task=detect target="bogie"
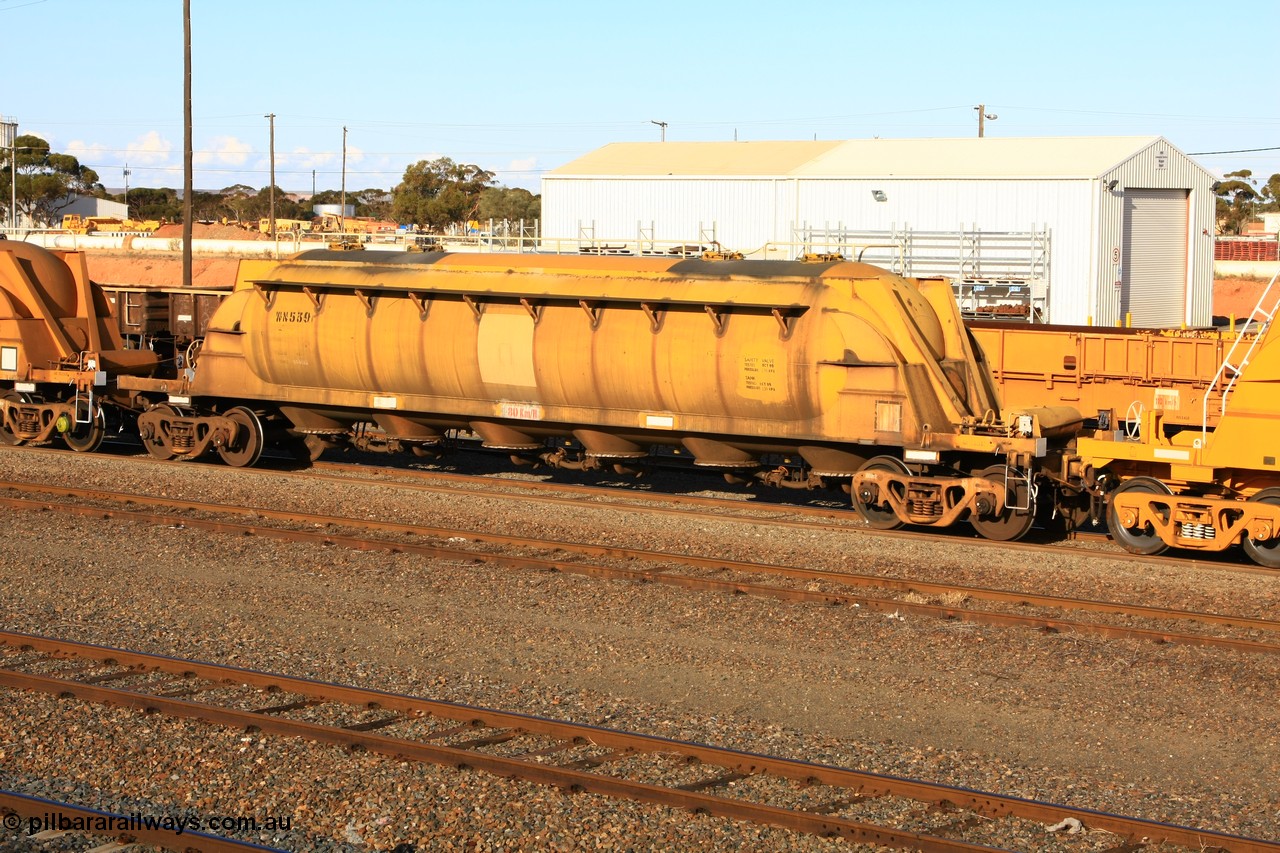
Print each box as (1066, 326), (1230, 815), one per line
(1106, 477), (1174, 556)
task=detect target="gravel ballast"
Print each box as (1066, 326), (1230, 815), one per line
(0, 447), (1277, 850)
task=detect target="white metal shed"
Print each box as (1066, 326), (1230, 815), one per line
(542, 137), (1215, 327)
(58, 195), (128, 222)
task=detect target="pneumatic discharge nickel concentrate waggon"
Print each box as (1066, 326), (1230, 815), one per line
(1, 240), (1277, 566)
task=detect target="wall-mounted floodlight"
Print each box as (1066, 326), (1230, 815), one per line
(974, 104), (997, 137)
(1105, 179), (1119, 191)
(871, 190), (887, 202)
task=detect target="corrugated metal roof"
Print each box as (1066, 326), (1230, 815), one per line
(549, 136), (1168, 179)
(546, 141), (843, 176)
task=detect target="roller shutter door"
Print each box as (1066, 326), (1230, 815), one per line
(1121, 189), (1188, 327)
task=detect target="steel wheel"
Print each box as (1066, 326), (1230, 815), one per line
(853, 455), (909, 529)
(1242, 488), (1280, 569)
(0, 392), (31, 446)
(61, 400), (106, 453)
(217, 406), (265, 468)
(970, 465), (1036, 542)
(139, 402), (183, 460)
(1107, 476), (1173, 556)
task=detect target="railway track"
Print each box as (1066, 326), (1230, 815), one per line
(312, 457), (1253, 565)
(2, 469), (1279, 656)
(8, 443), (1265, 574)
(0, 789), (284, 852)
(4, 442), (1259, 573)
(316, 457), (1272, 572)
(0, 630), (1274, 853)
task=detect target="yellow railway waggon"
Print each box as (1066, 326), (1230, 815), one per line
(972, 278), (1280, 567)
(110, 248), (1071, 542)
(3, 239), (1278, 565)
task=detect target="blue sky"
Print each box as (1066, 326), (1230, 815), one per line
(2, 0), (1277, 195)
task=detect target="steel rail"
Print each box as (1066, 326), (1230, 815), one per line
(309, 457), (1266, 570)
(3, 491), (1278, 656)
(0, 789), (285, 852)
(0, 631), (1274, 852)
(0, 478), (1254, 629)
(2, 481), (1278, 652)
(2, 445), (1258, 577)
(281, 457), (1258, 572)
(312, 459), (859, 518)
(321, 461), (1135, 567)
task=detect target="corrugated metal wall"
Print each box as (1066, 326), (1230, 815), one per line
(59, 196), (129, 219)
(542, 139), (1215, 328)
(1094, 139), (1215, 327)
(542, 177), (782, 251)
(791, 179), (1092, 323)
(544, 176), (1098, 323)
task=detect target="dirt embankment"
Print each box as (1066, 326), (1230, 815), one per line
(82, 223), (271, 288)
(84, 254), (240, 289)
(151, 223), (268, 241)
(1213, 276), (1272, 318)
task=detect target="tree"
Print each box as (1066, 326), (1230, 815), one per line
(189, 190), (225, 223)
(354, 188), (393, 221)
(392, 157), (495, 230)
(0, 134), (103, 226)
(247, 185), (305, 223)
(475, 187), (541, 224)
(1214, 170), (1261, 235)
(309, 189), (345, 208)
(217, 184), (257, 224)
(113, 186), (182, 222)
(1259, 173), (1280, 213)
(308, 187), (391, 220)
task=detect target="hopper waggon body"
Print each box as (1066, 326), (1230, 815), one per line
(3, 240), (1278, 564)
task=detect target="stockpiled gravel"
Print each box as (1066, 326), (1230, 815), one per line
(0, 448), (1278, 851)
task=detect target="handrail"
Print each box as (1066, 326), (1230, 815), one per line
(1201, 270), (1280, 448)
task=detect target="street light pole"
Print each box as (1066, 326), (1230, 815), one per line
(649, 120), (667, 142)
(182, 0), (193, 288)
(340, 126), (348, 233)
(123, 163), (131, 218)
(265, 113), (275, 238)
(974, 104), (998, 138)
(1, 116), (17, 229)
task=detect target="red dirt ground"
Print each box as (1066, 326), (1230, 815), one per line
(84, 254), (241, 289)
(151, 223), (269, 241)
(1212, 276), (1271, 319)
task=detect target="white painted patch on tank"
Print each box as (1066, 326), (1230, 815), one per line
(500, 402), (544, 420)
(1153, 388), (1180, 410)
(477, 311), (537, 388)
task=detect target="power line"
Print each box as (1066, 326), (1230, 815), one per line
(1188, 145), (1280, 155)
(85, 164), (547, 176)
